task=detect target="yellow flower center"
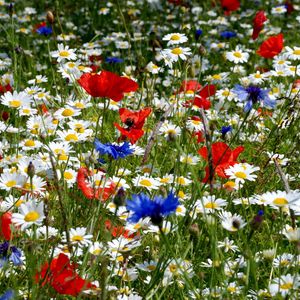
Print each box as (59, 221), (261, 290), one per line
(167, 129), (176, 135)
(160, 177), (170, 183)
(204, 202), (217, 209)
(273, 197), (288, 205)
(92, 249), (102, 255)
(59, 50), (70, 57)
(227, 286), (236, 293)
(139, 179), (152, 187)
(75, 102), (85, 109)
(222, 90), (230, 96)
(169, 264), (177, 273)
(72, 235), (83, 242)
(171, 34), (180, 41)
(64, 171), (73, 180)
(24, 211), (40, 222)
(62, 108), (74, 117)
(147, 265), (156, 271)
(67, 62), (76, 68)
(293, 50), (300, 55)
(6, 180), (16, 188)
(280, 283), (293, 290)
(9, 100), (21, 108)
(65, 134), (78, 141)
(212, 74), (221, 80)
(22, 108), (30, 114)
(171, 47), (183, 55)
(234, 171), (247, 179)
(23, 182), (36, 190)
(177, 177), (186, 185)
(24, 140), (35, 147)
(233, 52), (242, 58)
(142, 167), (151, 173)
(224, 181), (236, 189)
(254, 73), (262, 78)
(178, 190), (185, 199)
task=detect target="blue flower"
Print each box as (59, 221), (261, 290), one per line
(195, 29), (203, 39)
(9, 247), (22, 266)
(36, 26), (52, 36)
(220, 30), (237, 39)
(220, 125), (232, 135)
(94, 139), (133, 160)
(0, 290), (14, 300)
(0, 242), (23, 266)
(105, 57), (124, 63)
(126, 192), (179, 225)
(232, 85), (275, 112)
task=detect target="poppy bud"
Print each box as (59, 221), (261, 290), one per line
(198, 44), (206, 56)
(47, 11), (55, 24)
(113, 188), (125, 207)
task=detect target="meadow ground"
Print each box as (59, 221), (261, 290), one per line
(0, 0), (300, 299)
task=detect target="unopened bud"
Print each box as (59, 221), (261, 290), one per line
(189, 223), (200, 237)
(27, 161), (35, 178)
(47, 11), (55, 24)
(198, 44), (206, 56)
(113, 188), (125, 207)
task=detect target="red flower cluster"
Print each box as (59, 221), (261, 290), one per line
(257, 33), (284, 58)
(252, 11), (267, 40)
(221, 0), (240, 15)
(36, 253), (94, 296)
(114, 107), (152, 144)
(198, 142), (244, 183)
(0, 83), (12, 94)
(181, 80), (216, 110)
(77, 167), (115, 201)
(78, 71), (138, 101)
(0, 212), (13, 240)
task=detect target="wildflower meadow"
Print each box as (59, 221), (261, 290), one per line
(1, 0), (300, 298)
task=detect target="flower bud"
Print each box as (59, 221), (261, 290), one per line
(47, 11), (55, 24)
(27, 161), (35, 178)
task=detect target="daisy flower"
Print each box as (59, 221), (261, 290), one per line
(161, 47), (191, 63)
(132, 176), (161, 191)
(226, 47), (249, 64)
(219, 211), (246, 232)
(1, 91), (32, 109)
(180, 154), (200, 165)
(12, 200), (45, 230)
(217, 237), (239, 253)
(162, 33), (188, 46)
(260, 190), (300, 212)
(271, 5), (287, 15)
(225, 163), (260, 184)
(0, 172), (26, 191)
(22, 175), (46, 194)
(64, 227), (93, 247)
(54, 106), (81, 120)
(284, 46), (300, 61)
(269, 274), (299, 297)
(50, 43), (77, 62)
(146, 61), (162, 74)
(159, 121), (181, 140)
(194, 195), (227, 214)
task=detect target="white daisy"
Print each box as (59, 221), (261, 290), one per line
(12, 200), (45, 230)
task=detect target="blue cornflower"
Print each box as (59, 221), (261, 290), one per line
(220, 125), (232, 135)
(94, 139), (133, 160)
(195, 29), (203, 39)
(105, 57), (124, 63)
(220, 30), (237, 39)
(232, 84), (275, 112)
(126, 192), (179, 225)
(36, 26), (52, 36)
(0, 242), (23, 267)
(0, 290), (15, 300)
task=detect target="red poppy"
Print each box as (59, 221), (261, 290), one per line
(198, 142), (244, 183)
(178, 80), (202, 94)
(0, 83), (12, 94)
(114, 123), (144, 144)
(77, 167), (115, 201)
(252, 11), (267, 40)
(192, 84), (216, 110)
(114, 107), (152, 144)
(78, 71), (139, 101)
(221, 0), (240, 15)
(257, 33), (284, 58)
(119, 107), (152, 129)
(36, 253), (94, 296)
(0, 212), (13, 240)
